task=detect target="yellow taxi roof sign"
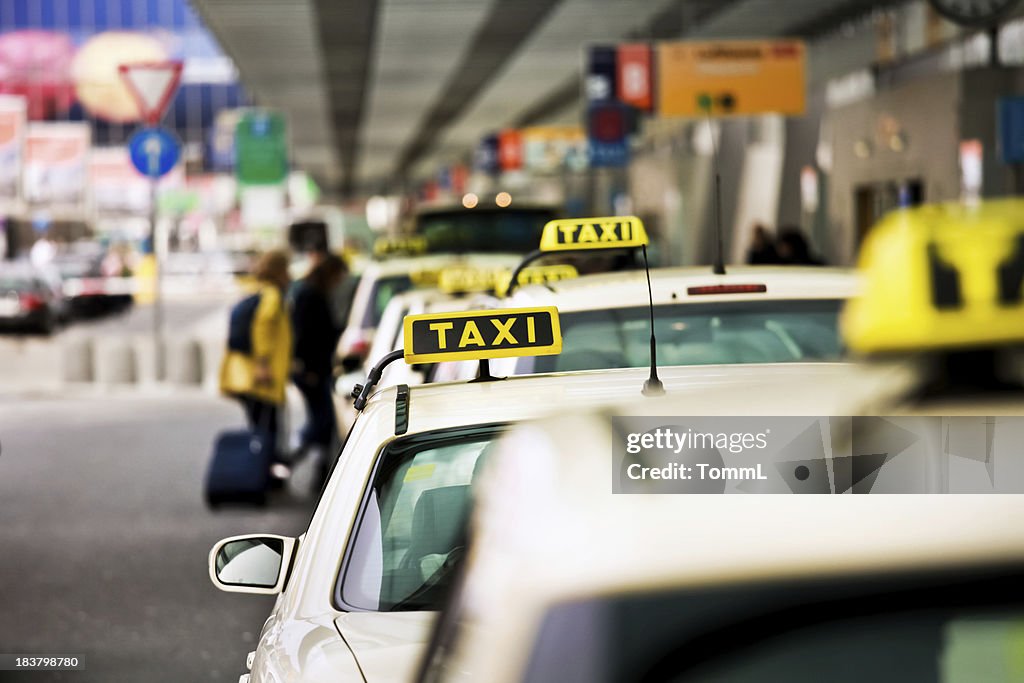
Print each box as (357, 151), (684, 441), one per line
(437, 266), (507, 294)
(494, 264), (578, 297)
(842, 198), (1024, 355)
(410, 267), (441, 286)
(539, 216), (648, 252)
(403, 307), (561, 364)
(373, 236), (427, 257)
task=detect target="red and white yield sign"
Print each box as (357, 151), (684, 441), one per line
(117, 61), (183, 126)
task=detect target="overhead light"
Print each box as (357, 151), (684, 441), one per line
(495, 192), (512, 208)
(462, 193), (479, 209)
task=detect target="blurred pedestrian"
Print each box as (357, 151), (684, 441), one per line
(746, 223), (779, 265)
(30, 234), (56, 268)
(219, 249), (294, 485)
(288, 253), (348, 492)
(776, 227), (825, 266)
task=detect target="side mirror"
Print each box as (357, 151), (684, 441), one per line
(208, 534), (298, 595)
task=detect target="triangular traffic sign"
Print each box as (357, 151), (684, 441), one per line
(118, 61), (183, 125)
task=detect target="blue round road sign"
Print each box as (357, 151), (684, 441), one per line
(128, 127), (181, 178)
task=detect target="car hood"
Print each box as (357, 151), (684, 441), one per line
(334, 611), (435, 682)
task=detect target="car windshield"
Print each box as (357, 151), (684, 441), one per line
(338, 426), (501, 612)
(517, 300), (843, 373)
(414, 208), (556, 254)
(362, 274), (414, 328)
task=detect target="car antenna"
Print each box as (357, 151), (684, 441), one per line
(705, 108), (726, 275)
(641, 242), (664, 396)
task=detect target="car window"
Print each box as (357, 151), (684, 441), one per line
(414, 208), (555, 254)
(516, 300), (843, 373)
(512, 564), (1024, 683)
(362, 274), (414, 329)
(338, 426), (502, 612)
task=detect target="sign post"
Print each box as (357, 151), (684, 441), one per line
(119, 61), (182, 380)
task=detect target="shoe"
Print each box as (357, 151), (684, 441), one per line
(269, 463), (292, 490)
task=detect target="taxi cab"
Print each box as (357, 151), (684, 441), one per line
(334, 242), (520, 365)
(208, 300), (892, 683)
(430, 216), (858, 380)
(332, 284), (494, 440)
(412, 198), (1024, 682)
(416, 417), (1024, 682)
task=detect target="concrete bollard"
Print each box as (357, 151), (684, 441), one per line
(61, 336), (94, 383)
(93, 338), (137, 385)
(132, 336), (161, 387)
(199, 337), (224, 394)
(166, 338), (203, 386)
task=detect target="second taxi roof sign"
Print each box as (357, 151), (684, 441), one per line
(403, 307), (562, 364)
(539, 215), (648, 251)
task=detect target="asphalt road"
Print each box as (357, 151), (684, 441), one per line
(0, 392), (316, 682)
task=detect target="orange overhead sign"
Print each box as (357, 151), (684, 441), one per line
(657, 40), (806, 117)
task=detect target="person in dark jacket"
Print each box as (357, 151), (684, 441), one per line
(289, 253), (348, 491)
(777, 227), (825, 266)
(746, 223), (779, 264)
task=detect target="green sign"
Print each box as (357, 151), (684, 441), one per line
(235, 111), (288, 185)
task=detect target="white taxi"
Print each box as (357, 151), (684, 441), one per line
(209, 302), (899, 683)
(417, 409), (1024, 682)
(335, 253), (519, 365)
(431, 216), (858, 380)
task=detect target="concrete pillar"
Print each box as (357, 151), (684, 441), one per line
(166, 338), (203, 386)
(93, 338), (137, 385)
(61, 336), (94, 383)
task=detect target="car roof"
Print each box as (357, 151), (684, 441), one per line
(509, 265), (858, 311)
(471, 413), (1024, 604)
(359, 360), (909, 439)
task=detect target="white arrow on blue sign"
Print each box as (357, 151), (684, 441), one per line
(128, 127), (182, 179)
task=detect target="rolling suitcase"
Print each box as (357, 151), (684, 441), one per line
(204, 428), (272, 507)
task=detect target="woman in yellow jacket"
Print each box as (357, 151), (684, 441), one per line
(220, 249), (293, 481)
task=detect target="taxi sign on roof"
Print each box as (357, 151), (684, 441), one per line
(539, 216), (648, 251)
(403, 307), (561, 364)
(495, 264), (578, 296)
(438, 266), (508, 294)
(842, 198), (1024, 354)
(374, 236), (427, 257)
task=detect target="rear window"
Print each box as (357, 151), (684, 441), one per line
(414, 208), (556, 255)
(362, 274), (414, 328)
(516, 564), (1024, 683)
(517, 300), (843, 373)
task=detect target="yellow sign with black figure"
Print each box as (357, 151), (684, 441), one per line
(539, 216), (648, 251)
(403, 307), (562, 364)
(373, 236), (428, 257)
(494, 264), (579, 296)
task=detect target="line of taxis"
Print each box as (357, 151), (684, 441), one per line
(209, 201), (1024, 683)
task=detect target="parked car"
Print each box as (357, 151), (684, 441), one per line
(0, 262), (64, 334)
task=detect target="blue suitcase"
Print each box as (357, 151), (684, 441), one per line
(204, 429), (272, 507)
